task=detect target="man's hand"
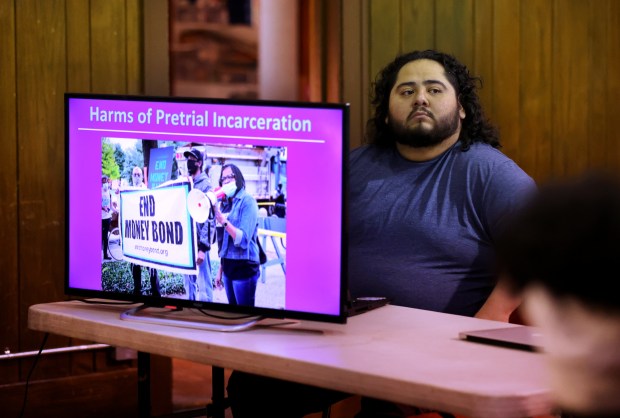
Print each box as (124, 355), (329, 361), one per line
(196, 250), (205, 265)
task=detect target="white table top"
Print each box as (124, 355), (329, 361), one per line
(28, 301), (553, 418)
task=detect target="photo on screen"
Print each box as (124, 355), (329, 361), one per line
(100, 137), (287, 310)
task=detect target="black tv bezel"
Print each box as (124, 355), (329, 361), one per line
(64, 92), (349, 325)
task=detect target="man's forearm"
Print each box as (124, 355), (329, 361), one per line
(475, 278), (521, 322)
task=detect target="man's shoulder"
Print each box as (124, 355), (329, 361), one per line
(459, 141), (506, 157)
(453, 142), (534, 186)
(454, 142), (519, 167)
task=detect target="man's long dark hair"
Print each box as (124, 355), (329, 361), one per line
(365, 49), (500, 150)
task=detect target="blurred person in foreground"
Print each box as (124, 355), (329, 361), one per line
(496, 170), (620, 418)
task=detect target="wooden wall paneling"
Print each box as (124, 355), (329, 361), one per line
(0, 369), (138, 418)
(0, 0), (20, 386)
(126, 0), (143, 94)
(16, 0), (67, 353)
(314, 0), (330, 103)
(20, 349), (71, 381)
(586, 0), (609, 170)
(66, 0), (91, 92)
(299, 0), (341, 104)
(299, 0), (311, 101)
(325, 0), (341, 103)
(92, 348), (115, 373)
(91, 0), (127, 93)
(435, 0), (474, 66)
(552, 0), (590, 177)
(518, 0), (552, 183)
(400, 0), (435, 52)
(70, 350), (97, 375)
(491, 0), (520, 161)
(472, 0), (494, 122)
(368, 0), (400, 86)
(64, 0), (90, 361)
(143, 0), (169, 96)
(606, 0), (620, 169)
(303, 0), (324, 102)
(342, 0), (368, 149)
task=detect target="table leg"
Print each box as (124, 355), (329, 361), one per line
(138, 351), (151, 418)
(137, 353), (225, 418)
(208, 366), (226, 418)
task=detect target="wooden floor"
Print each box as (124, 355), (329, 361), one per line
(172, 358), (361, 418)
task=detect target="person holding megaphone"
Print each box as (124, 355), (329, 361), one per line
(183, 148), (216, 302)
(212, 164), (261, 307)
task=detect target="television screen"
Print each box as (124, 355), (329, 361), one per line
(65, 93), (349, 325)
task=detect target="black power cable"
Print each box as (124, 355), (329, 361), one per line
(18, 332), (49, 418)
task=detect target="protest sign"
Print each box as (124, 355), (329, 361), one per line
(119, 179), (197, 274)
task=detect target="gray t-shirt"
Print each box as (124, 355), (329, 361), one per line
(348, 141), (536, 316)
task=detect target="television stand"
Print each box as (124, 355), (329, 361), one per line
(120, 304), (263, 332)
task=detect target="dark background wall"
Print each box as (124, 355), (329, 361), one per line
(343, 0), (620, 184)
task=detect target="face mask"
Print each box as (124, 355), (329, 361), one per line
(187, 159), (198, 174)
(222, 181), (237, 198)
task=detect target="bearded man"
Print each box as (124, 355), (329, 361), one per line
(227, 49), (537, 418)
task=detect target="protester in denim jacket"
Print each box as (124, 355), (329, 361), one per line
(213, 164), (260, 306)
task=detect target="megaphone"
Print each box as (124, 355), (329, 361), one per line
(206, 186), (227, 203)
(187, 188), (213, 223)
(187, 186), (229, 222)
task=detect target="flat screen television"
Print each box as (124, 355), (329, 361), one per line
(65, 93), (349, 329)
